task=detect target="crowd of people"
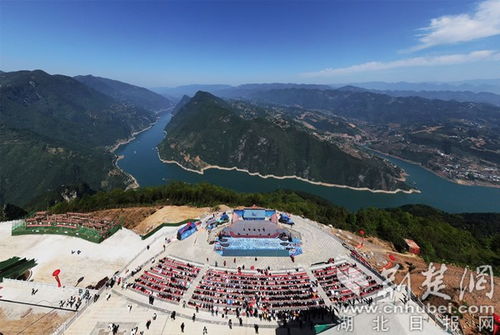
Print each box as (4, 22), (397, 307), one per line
(312, 261), (382, 303)
(188, 268), (324, 317)
(122, 250), (384, 334)
(58, 289), (93, 310)
(131, 257), (201, 303)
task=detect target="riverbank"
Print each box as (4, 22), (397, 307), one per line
(112, 111), (500, 213)
(368, 148), (500, 189)
(108, 120), (159, 189)
(115, 155), (140, 189)
(156, 151), (421, 194)
(109, 121), (157, 153)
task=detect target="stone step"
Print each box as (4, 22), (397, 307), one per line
(182, 263), (209, 304)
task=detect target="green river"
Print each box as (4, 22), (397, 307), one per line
(116, 113), (500, 213)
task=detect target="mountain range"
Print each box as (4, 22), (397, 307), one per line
(0, 70), (171, 207)
(156, 80), (500, 106)
(158, 91), (411, 192)
(2, 69), (499, 207)
(162, 85), (500, 187)
(75, 75), (172, 112)
(239, 87), (500, 125)
(373, 89), (500, 107)
(345, 79), (500, 94)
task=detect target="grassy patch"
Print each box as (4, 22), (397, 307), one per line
(11, 223), (122, 243)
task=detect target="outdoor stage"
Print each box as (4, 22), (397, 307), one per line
(167, 213), (350, 269)
(212, 208), (303, 257)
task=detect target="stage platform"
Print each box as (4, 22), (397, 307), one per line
(214, 236), (302, 257)
(219, 248), (290, 257)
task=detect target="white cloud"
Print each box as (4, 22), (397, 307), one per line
(408, 0), (500, 52)
(302, 50), (500, 77)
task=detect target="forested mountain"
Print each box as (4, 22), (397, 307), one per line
(172, 95), (191, 114)
(74, 75), (172, 112)
(0, 70), (156, 207)
(158, 91), (411, 191)
(238, 86), (500, 186)
(171, 84), (500, 125)
(1, 70), (155, 146)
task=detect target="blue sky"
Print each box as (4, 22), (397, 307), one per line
(1, 0), (499, 87)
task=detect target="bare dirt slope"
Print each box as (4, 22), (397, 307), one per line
(91, 205), (231, 235)
(0, 306), (71, 335)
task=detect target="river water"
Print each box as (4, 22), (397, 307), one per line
(116, 113), (500, 213)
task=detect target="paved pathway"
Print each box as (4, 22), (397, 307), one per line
(182, 263), (209, 303)
(0, 278), (95, 312)
(65, 285), (280, 335)
(304, 267), (332, 308)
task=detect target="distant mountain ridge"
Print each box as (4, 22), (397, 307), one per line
(158, 81), (500, 106)
(158, 91), (411, 192)
(155, 83), (332, 99)
(346, 79), (500, 94)
(151, 84), (233, 98)
(75, 75), (172, 112)
(242, 87), (500, 125)
(372, 89), (500, 107)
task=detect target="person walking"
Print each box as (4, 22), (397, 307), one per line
(180, 322), (185, 333)
(203, 326), (208, 334)
(145, 320), (151, 330)
(254, 324), (259, 334)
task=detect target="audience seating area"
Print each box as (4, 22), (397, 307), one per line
(312, 262), (382, 303)
(129, 255), (384, 314)
(189, 269), (324, 315)
(132, 257), (201, 304)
